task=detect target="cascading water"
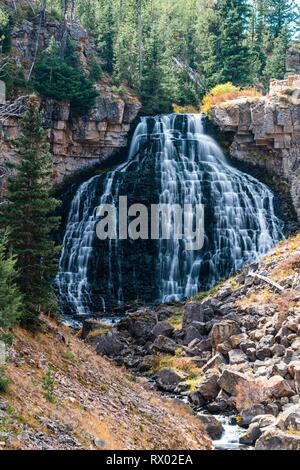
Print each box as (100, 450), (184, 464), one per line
(57, 114), (284, 317)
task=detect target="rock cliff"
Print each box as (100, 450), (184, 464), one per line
(211, 76), (300, 223)
(0, 14), (141, 188)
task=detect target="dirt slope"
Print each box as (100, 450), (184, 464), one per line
(0, 318), (211, 451)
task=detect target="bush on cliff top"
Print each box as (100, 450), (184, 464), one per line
(201, 82), (261, 115)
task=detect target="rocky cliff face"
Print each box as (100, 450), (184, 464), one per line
(211, 76), (300, 223)
(0, 14), (141, 188)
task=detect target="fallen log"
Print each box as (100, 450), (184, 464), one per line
(248, 271), (284, 292)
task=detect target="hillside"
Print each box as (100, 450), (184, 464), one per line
(83, 233), (300, 450)
(0, 317), (211, 450)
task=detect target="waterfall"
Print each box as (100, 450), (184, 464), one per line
(57, 114), (283, 317)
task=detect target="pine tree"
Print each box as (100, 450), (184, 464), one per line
(0, 232), (23, 329)
(264, 27), (289, 81)
(217, 0), (253, 87)
(267, 0), (298, 37)
(32, 38), (98, 116)
(0, 96), (61, 329)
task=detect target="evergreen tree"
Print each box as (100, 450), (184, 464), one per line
(217, 0), (253, 86)
(0, 96), (61, 329)
(264, 27), (289, 80)
(267, 0), (298, 37)
(32, 38), (98, 116)
(0, 232), (23, 329)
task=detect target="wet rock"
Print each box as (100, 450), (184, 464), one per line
(239, 423), (262, 445)
(197, 414), (224, 440)
(218, 368), (248, 396)
(150, 335), (178, 354)
(156, 368), (188, 392)
(209, 320), (240, 349)
(149, 321), (174, 340)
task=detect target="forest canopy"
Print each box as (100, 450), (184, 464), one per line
(0, 0), (299, 114)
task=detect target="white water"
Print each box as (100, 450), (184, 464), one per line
(57, 114), (283, 317)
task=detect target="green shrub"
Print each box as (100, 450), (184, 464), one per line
(42, 365), (55, 403)
(0, 233), (23, 329)
(90, 58), (103, 82)
(0, 367), (10, 394)
(0, 333), (14, 347)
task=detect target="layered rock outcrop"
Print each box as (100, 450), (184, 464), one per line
(0, 14), (141, 187)
(211, 76), (300, 222)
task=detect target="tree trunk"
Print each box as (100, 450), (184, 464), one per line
(137, 0), (143, 91)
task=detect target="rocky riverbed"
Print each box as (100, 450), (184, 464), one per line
(81, 233), (300, 450)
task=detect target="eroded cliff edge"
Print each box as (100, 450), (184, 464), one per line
(211, 77), (300, 224)
(0, 14), (141, 189)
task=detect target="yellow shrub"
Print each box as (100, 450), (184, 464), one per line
(173, 104), (200, 114)
(201, 82), (260, 115)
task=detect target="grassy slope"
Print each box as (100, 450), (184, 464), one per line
(0, 318), (211, 451)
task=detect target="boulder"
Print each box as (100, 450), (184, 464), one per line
(150, 335), (178, 354)
(188, 391), (205, 407)
(256, 347), (272, 361)
(251, 414), (276, 429)
(255, 427), (300, 450)
(276, 405), (300, 433)
(209, 320), (240, 349)
(239, 405), (268, 427)
(197, 370), (220, 401)
(201, 353), (227, 373)
(218, 368), (248, 396)
(81, 319), (104, 340)
(149, 321), (174, 340)
(156, 368), (187, 392)
(267, 375), (294, 398)
(239, 423), (262, 445)
(228, 349), (248, 365)
(183, 325), (203, 345)
(197, 414), (224, 440)
(183, 302), (206, 326)
(96, 330), (126, 357)
(124, 310), (157, 340)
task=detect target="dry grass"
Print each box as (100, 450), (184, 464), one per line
(148, 354), (202, 391)
(1, 317), (211, 450)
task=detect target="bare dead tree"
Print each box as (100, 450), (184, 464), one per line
(0, 96), (27, 124)
(70, 0), (75, 22)
(27, 9), (43, 81)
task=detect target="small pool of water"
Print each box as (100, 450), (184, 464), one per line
(212, 416), (252, 451)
